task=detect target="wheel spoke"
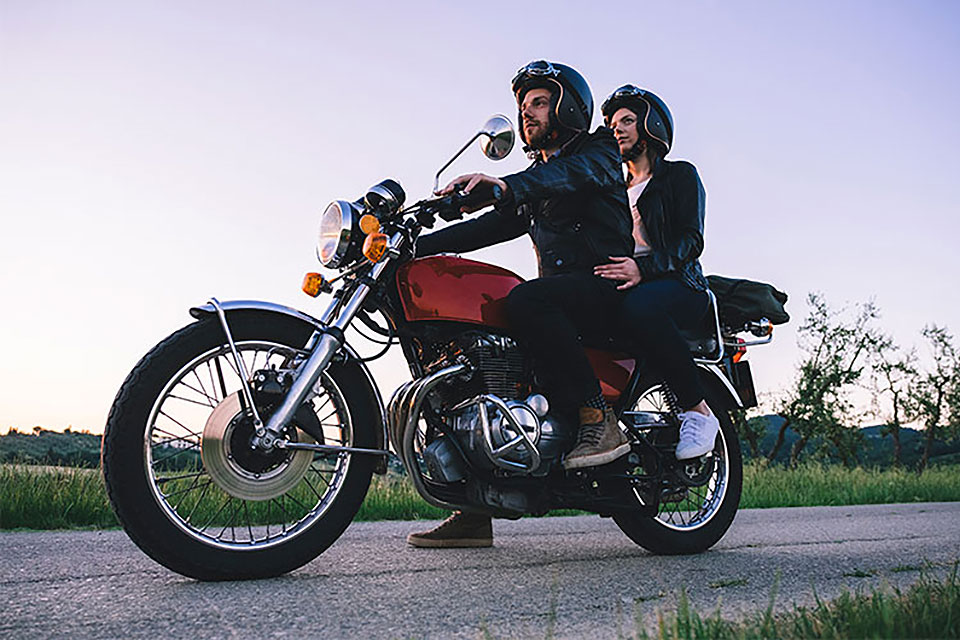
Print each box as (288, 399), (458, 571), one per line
(152, 425), (202, 448)
(186, 372), (218, 408)
(156, 410), (202, 441)
(170, 479), (213, 507)
(156, 470), (206, 484)
(199, 495), (232, 532)
(184, 479), (213, 524)
(167, 393), (218, 409)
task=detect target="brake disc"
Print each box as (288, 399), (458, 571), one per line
(201, 393), (315, 501)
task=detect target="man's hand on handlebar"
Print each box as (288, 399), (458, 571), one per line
(437, 173), (508, 213)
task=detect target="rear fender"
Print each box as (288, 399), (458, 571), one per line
(696, 363), (744, 412)
(189, 300), (390, 474)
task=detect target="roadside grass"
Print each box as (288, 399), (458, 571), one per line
(3, 461), (960, 530)
(741, 462), (960, 508)
(477, 564), (960, 639)
(626, 564), (960, 640)
(0, 464), (113, 529)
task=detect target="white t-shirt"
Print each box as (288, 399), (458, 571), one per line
(627, 178), (653, 257)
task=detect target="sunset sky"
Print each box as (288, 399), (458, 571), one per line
(2, 1), (958, 433)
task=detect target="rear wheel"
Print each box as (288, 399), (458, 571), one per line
(614, 382), (742, 554)
(102, 313), (378, 580)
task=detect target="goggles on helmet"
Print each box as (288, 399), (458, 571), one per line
(511, 60), (561, 94)
(602, 84), (649, 113)
(610, 84), (646, 99)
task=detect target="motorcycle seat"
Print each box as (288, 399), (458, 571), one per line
(584, 332), (718, 358)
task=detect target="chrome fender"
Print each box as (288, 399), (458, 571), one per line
(189, 299), (390, 473)
(695, 362), (744, 410)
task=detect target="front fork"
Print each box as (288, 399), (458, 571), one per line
(215, 233), (401, 451)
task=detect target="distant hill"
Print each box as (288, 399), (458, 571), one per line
(743, 415), (960, 468)
(2, 421), (958, 470)
(0, 428), (101, 467)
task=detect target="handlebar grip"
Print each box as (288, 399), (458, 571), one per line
(435, 184), (504, 222)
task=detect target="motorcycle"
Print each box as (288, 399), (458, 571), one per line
(101, 116), (774, 580)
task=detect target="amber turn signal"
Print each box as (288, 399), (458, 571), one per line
(301, 272), (328, 297)
(359, 214), (380, 235)
(362, 232), (388, 262)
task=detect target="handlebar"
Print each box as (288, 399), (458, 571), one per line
(414, 184), (503, 228)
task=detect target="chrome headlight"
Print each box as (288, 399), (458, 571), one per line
(317, 200), (356, 268)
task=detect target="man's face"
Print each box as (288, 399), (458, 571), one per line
(520, 87), (555, 149)
(610, 107), (640, 156)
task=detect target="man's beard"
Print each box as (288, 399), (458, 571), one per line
(525, 120), (557, 150)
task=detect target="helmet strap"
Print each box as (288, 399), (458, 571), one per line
(622, 139), (647, 162)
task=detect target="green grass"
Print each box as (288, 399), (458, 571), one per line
(3, 462), (960, 530)
(741, 462), (960, 508)
(629, 564), (960, 640)
(0, 465), (114, 529)
(354, 474), (449, 521)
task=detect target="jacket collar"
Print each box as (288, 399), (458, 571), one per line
(527, 130), (588, 165)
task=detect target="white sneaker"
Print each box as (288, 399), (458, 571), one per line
(675, 410), (720, 460)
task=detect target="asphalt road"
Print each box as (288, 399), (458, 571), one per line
(2, 503), (959, 639)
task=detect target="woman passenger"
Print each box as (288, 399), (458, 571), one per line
(594, 85), (719, 459)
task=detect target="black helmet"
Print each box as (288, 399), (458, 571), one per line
(601, 84), (674, 155)
(511, 60), (593, 145)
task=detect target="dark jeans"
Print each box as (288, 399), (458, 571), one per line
(505, 273), (621, 413)
(619, 276), (709, 409)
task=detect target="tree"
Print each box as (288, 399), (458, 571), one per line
(770, 294), (884, 467)
(733, 408), (765, 458)
(871, 341), (917, 468)
(907, 325), (960, 473)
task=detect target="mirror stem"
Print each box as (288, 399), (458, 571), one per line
(433, 132), (483, 194)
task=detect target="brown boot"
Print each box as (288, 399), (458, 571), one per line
(406, 511), (493, 548)
(563, 407), (631, 470)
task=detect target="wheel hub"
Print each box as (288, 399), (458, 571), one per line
(674, 454), (716, 487)
(201, 393), (315, 501)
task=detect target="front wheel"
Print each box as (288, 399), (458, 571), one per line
(102, 312), (378, 580)
(613, 381), (743, 555)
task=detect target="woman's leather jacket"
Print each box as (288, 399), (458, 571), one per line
(632, 158), (708, 292)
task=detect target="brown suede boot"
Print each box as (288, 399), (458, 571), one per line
(563, 407), (631, 470)
(406, 511), (493, 548)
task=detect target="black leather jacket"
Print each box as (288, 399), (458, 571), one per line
(632, 158), (708, 292)
(417, 128), (633, 278)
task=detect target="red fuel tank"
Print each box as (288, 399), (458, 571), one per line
(396, 255), (522, 330)
(395, 255), (636, 403)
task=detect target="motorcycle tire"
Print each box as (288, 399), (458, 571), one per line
(102, 312), (377, 580)
(613, 381), (743, 555)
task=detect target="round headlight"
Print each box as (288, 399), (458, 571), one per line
(317, 200), (355, 268)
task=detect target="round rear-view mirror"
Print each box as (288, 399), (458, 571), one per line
(478, 115), (515, 160)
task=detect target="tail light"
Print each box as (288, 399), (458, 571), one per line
(732, 337), (747, 363)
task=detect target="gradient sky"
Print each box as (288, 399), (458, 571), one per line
(2, 1), (959, 433)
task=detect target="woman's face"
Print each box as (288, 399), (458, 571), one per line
(610, 107), (640, 156)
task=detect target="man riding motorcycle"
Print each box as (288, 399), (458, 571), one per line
(407, 60), (634, 548)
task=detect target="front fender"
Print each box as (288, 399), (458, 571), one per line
(189, 299), (390, 474)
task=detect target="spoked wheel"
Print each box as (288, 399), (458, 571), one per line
(102, 313), (378, 580)
(614, 382), (742, 555)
